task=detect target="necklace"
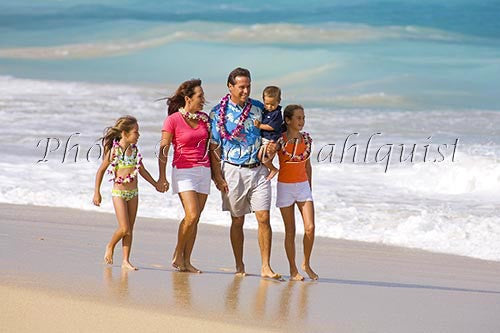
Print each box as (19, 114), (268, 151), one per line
(179, 107), (210, 124)
(217, 94), (252, 140)
(278, 132), (313, 162)
(108, 140), (142, 184)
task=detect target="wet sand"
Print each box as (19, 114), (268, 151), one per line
(1, 203), (500, 332)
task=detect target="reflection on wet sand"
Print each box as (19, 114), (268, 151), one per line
(224, 274), (315, 327)
(103, 267), (130, 299)
(171, 271), (192, 308)
(252, 278), (282, 319)
(224, 275), (243, 313)
(103, 266), (315, 328)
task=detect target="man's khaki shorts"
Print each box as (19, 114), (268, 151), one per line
(221, 162), (271, 217)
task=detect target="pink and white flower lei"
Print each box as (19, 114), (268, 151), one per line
(107, 140), (142, 185)
(179, 107), (210, 126)
(277, 132), (313, 162)
(217, 94), (252, 140)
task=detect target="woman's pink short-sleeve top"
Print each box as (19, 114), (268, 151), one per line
(162, 112), (210, 169)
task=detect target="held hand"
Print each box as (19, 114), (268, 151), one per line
(215, 179), (229, 193)
(157, 177), (169, 192)
(254, 119), (261, 128)
(93, 193), (102, 206)
(154, 181), (164, 193)
(267, 141), (277, 155)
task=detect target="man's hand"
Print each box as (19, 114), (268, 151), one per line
(254, 119), (261, 128)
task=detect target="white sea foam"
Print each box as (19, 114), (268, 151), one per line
(1, 76), (499, 262)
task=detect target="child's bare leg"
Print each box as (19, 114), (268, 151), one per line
(106, 197), (131, 265)
(263, 151), (278, 180)
(259, 144), (278, 180)
(121, 196), (138, 270)
(183, 192), (208, 273)
(297, 201), (318, 280)
(280, 204), (304, 281)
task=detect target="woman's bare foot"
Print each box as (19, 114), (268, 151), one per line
(172, 260), (186, 272)
(104, 245), (113, 264)
(261, 266), (281, 279)
(235, 264), (246, 277)
(302, 263), (318, 280)
(185, 262), (202, 273)
(122, 261), (138, 270)
(290, 271), (305, 281)
(172, 251), (187, 272)
(266, 168), (279, 181)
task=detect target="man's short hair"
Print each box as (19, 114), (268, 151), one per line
(262, 86), (281, 100)
(227, 67), (251, 86)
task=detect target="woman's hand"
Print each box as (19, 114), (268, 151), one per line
(215, 178), (229, 193)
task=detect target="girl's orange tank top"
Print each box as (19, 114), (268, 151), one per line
(277, 133), (309, 183)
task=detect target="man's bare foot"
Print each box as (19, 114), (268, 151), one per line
(261, 267), (281, 279)
(172, 260), (186, 272)
(104, 245), (113, 264)
(290, 272), (305, 281)
(122, 261), (138, 270)
(185, 263), (202, 273)
(302, 263), (318, 280)
(235, 264), (246, 276)
(266, 168), (279, 181)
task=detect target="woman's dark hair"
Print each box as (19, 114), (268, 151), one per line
(101, 115), (138, 155)
(227, 67), (251, 86)
(282, 104), (304, 131)
(167, 79), (202, 115)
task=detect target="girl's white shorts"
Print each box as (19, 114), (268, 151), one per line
(276, 180), (313, 208)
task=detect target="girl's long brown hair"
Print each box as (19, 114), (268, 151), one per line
(101, 115), (138, 155)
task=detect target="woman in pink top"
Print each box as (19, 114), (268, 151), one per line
(158, 79), (211, 273)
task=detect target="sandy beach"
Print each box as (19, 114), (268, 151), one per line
(1, 202), (500, 332)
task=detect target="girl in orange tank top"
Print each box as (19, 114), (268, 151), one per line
(276, 105), (318, 281)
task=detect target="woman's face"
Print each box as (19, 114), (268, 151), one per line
(187, 86), (205, 111)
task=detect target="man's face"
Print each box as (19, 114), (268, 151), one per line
(228, 76), (251, 106)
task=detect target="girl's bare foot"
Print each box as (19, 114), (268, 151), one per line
(302, 263), (318, 280)
(290, 271), (305, 281)
(235, 264), (246, 277)
(122, 261), (138, 270)
(266, 168), (279, 181)
(261, 266), (282, 279)
(185, 263), (202, 273)
(104, 245), (113, 264)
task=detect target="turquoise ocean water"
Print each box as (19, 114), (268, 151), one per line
(0, 0), (499, 109)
